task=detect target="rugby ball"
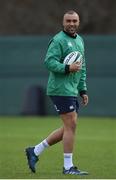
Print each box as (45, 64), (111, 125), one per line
(63, 51), (83, 65)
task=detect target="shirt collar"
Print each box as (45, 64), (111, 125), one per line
(63, 30), (77, 38)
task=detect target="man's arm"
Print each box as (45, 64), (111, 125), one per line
(44, 39), (66, 73)
(44, 39), (81, 74)
(77, 54), (88, 106)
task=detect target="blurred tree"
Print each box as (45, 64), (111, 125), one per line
(0, 0), (116, 35)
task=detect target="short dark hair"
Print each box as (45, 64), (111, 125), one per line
(64, 10), (77, 15)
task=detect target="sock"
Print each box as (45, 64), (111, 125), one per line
(34, 139), (49, 156)
(64, 153), (74, 170)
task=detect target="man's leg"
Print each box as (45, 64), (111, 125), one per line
(61, 111), (77, 152)
(34, 127), (64, 156)
(61, 111), (88, 175)
(25, 109), (76, 173)
(25, 127), (64, 173)
(61, 111), (77, 170)
(26, 110), (77, 173)
(33, 110), (77, 157)
(46, 127), (64, 145)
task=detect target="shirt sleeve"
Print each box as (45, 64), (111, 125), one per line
(44, 39), (66, 73)
(77, 39), (87, 94)
(78, 58), (87, 95)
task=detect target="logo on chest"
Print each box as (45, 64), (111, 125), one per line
(68, 42), (73, 47)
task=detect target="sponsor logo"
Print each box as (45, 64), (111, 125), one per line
(69, 105), (74, 110)
(68, 42), (73, 47)
(54, 105), (60, 112)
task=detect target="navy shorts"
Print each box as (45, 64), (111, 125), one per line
(49, 96), (79, 114)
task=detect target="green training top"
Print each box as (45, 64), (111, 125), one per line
(44, 31), (87, 97)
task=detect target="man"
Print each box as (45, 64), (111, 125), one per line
(25, 10), (89, 175)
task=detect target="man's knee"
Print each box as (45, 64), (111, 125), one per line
(61, 111), (77, 131)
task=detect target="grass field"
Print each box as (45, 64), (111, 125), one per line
(0, 116), (116, 179)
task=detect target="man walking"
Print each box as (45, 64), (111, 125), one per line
(25, 10), (89, 175)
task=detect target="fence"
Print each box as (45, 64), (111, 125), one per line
(0, 35), (116, 116)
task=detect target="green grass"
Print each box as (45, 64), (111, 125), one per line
(0, 116), (116, 179)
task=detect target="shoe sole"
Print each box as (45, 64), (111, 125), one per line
(63, 172), (88, 175)
(63, 171), (89, 175)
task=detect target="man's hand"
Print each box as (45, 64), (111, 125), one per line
(69, 62), (82, 72)
(81, 94), (89, 106)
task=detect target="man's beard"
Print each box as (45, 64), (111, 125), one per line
(67, 27), (77, 35)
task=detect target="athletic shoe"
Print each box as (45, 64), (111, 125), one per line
(63, 166), (88, 175)
(25, 147), (38, 173)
